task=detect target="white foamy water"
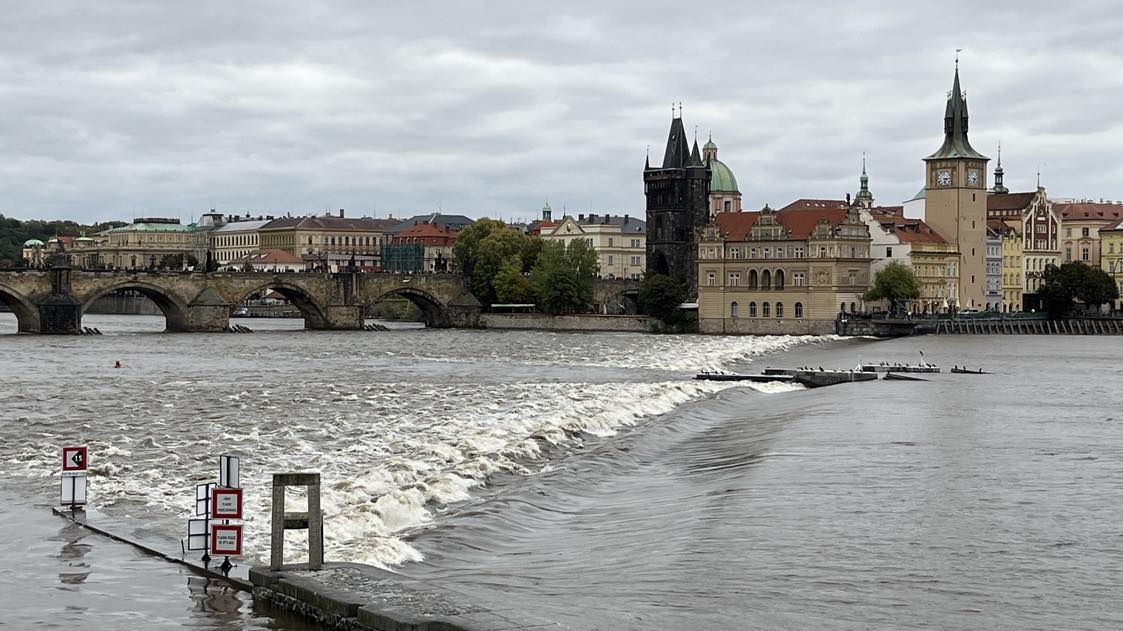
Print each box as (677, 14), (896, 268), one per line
(0, 314), (820, 567)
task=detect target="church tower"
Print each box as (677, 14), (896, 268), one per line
(923, 64), (989, 309)
(645, 109), (711, 297)
(855, 154), (874, 208)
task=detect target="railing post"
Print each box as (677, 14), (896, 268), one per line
(270, 472), (324, 571)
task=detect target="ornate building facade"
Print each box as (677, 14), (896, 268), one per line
(703, 136), (741, 217)
(697, 200), (872, 334)
(645, 112), (711, 297)
(539, 213), (646, 280)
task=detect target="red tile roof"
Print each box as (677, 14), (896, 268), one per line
(713, 201), (852, 241)
(1101, 218), (1123, 232)
(891, 219), (947, 244)
(1055, 202), (1123, 221)
(987, 192), (1036, 211)
(236, 249), (304, 264)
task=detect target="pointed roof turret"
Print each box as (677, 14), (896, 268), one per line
(703, 133), (718, 162)
(855, 154), (874, 205)
(689, 138), (703, 166)
(661, 112), (690, 168)
(924, 66), (988, 161)
(991, 142), (1008, 194)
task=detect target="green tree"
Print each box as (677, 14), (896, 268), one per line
(453, 218), (534, 307)
(493, 257), (532, 303)
(863, 261), (921, 314)
(530, 240), (599, 314)
(157, 253), (199, 270)
(1039, 262), (1120, 316)
(639, 274), (688, 323)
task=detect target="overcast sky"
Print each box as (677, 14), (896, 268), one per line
(3, 1), (1122, 224)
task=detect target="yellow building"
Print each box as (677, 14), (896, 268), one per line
(1057, 201), (1123, 266)
(896, 224), (957, 314)
(1100, 219), (1123, 312)
(258, 212), (398, 271)
(995, 222), (1024, 312)
(697, 200), (872, 335)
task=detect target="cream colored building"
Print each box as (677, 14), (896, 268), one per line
(93, 218), (204, 269)
(995, 222), (1024, 312)
(703, 137), (742, 217)
(1056, 200), (1123, 266)
(211, 218), (272, 265)
(697, 200), (872, 335)
(258, 212), (398, 271)
(539, 213), (646, 280)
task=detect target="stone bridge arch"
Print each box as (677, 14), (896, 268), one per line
(0, 283), (40, 333)
(77, 280), (192, 332)
(371, 287), (451, 327)
(229, 281), (333, 330)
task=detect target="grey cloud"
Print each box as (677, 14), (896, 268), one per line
(3, 1), (1123, 223)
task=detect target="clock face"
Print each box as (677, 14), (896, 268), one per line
(967, 169), (979, 186)
(936, 169), (952, 186)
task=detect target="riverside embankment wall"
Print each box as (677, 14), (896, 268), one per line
(481, 313), (655, 332)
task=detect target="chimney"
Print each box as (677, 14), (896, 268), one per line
(339, 209), (345, 218)
(589, 213), (596, 223)
(579, 214), (585, 221)
(624, 213), (629, 223)
(604, 214), (610, 224)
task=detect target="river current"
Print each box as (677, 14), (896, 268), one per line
(1, 314), (1121, 629)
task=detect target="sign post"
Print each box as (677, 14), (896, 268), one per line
(185, 454), (244, 577)
(60, 446), (88, 511)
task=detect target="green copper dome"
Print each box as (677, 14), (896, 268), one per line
(23, 239), (44, 247)
(709, 158), (738, 193)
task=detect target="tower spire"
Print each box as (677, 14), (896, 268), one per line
(991, 141), (1008, 194)
(925, 58), (987, 161)
(855, 152), (873, 207)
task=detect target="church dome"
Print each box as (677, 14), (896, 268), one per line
(23, 239), (44, 247)
(710, 159), (739, 193)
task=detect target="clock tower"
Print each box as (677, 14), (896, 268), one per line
(923, 65), (989, 309)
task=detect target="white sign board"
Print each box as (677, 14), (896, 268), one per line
(187, 518), (209, 551)
(195, 483), (215, 517)
(210, 524), (243, 556)
(219, 455), (240, 489)
(60, 474), (88, 506)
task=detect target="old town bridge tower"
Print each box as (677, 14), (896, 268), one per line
(644, 110), (711, 298)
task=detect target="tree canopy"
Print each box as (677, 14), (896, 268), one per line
(0, 214), (125, 265)
(530, 239), (599, 314)
(453, 218), (536, 307)
(863, 261), (921, 312)
(639, 274), (687, 323)
(1038, 261), (1119, 317)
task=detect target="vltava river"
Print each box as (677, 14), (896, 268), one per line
(1, 313), (1120, 630)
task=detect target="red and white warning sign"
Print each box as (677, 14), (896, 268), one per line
(211, 488), (243, 520)
(62, 446), (87, 474)
(210, 524), (243, 556)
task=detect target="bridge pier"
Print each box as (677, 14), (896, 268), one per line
(37, 267), (82, 334)
(307, 305), (364, 331)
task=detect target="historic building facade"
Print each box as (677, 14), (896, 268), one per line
(1055, 201), (1123, 266)
(986, 226), (1003, 310)
(922, 67), (989, 309)
(539, 213), (646, 280)
(696, 200), (872, 334)
(381, 222), (457, 273)
(258, 213), (397, 272)
(211, 218), (272, 265)
(645, 113), (711, 297)
(995, 222), (1024, 312)
(92, 218), (205, 269)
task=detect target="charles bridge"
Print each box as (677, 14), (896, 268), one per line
(0, 267), (640, 334)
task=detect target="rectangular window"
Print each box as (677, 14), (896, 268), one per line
(795, 247), (804, 258)
(886, 246), (893, 257)
(749, 248), (757, 258)
(631, 256), (640, 265)
(707, 272), (716, 286)
(1065, 247), (1072, 261)
(632, 239), (641, 248)
(1082, 227), (1090, 237)
(1066, 228), (1072, 237)
(608, 255), (614, 265)
(793, 273), (805, 287)
(1082, 247), (1090, 261)
(608, 238), (614, 247)
(728, 272), (740, 287)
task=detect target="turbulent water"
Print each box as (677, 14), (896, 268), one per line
(2, 314), (1121, 630)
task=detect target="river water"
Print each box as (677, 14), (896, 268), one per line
(1, 314), (1121, 630)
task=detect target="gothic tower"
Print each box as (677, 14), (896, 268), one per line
(645, 110), (711, 297)
(923, 65), (989, 309)
(855, 154), (874, 208)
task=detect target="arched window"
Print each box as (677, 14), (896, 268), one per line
(331, 237), (336, 246)
(795, 302), (804, 318)
(308, 236), (313, 245)
(749, 301), (757, 317)
(761, 269), (772, 289)
(748, 269), (758, 288)
(762, 302), (771, 317)
(775, 269), (785, 290)
(776, 302), (784, 318)
(731, 301), (739, 318)
(851, 302), (857, 314)
(840, 302), (847, 313)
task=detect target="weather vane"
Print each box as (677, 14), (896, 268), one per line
(955, 48), (963, 69)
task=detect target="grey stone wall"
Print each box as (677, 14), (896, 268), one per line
(482, 313), (655, 332)
(699, 317), (837, 336)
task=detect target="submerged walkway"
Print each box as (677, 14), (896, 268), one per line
(52, 507), (560, 630)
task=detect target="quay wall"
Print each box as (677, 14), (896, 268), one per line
(481, 313), (655, 332)
(699, 317), (836, 336)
